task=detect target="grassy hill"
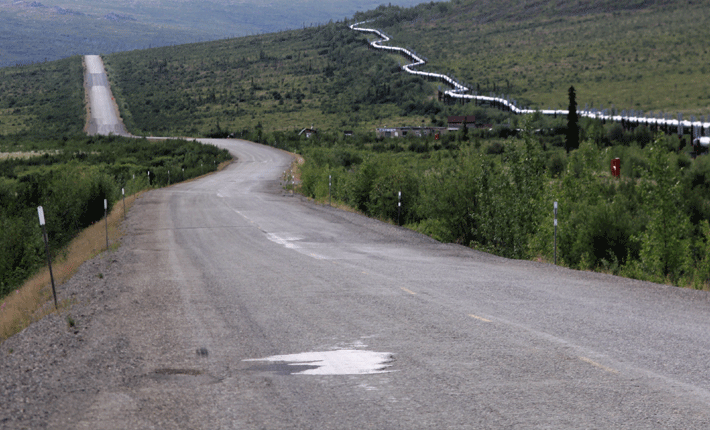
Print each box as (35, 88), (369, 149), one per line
(0, 56), (85, 136)
(6, 0), (709, 137)
(90, 0), (710, 141)
(355, 0), (710, 116)
(102, 23), (447, 137)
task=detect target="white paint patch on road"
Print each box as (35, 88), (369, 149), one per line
(265, 232), (330, 259)
(266, 233), (303, 249)
(244, 349), (394, 375)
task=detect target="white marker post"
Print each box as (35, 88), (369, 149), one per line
(122, 188), (126, 218)
(554, 201), (558, 265)
(37, 206), (58, 309)
(328, 175), (332, 206)
(104, 199), (109, 250)
(398, 191), (402, 226)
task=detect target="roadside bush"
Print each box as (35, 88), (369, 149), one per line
(546, 150), (566, 178)
(366, 162), (419, 225)
(692, 221), (710, 290)
(631, 137), (693, 283)
(417, 152), (484, 245)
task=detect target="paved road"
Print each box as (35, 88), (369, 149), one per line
(85, 55), (128, 136)
(68, 138), (710, 428)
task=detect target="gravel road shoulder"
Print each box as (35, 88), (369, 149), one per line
(1, 218), (144, 429)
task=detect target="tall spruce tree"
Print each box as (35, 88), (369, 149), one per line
(566, 86), (579, 152)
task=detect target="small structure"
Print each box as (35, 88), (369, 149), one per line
(299, 127), (317, 138)
(376, 126), (447, 138)
(447, 116), (477, 130)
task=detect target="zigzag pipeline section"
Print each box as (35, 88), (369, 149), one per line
(349, 21), (710, 146)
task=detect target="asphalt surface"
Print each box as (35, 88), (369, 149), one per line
(85, 55), (127, 136)
(60, 138), (710, 429)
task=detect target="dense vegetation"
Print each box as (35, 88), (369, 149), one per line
(0, 134), (230, 298)
(295, 122), (710, 288)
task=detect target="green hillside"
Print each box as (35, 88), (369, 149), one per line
(102, 23), (445, 137)
(355, 0), (710, 116)
(94, 0), (710, 140)
(0, 56), (85, 136)
(6, 0), (708, 137)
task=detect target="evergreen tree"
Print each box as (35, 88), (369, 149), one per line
(566, 86), (579, 152)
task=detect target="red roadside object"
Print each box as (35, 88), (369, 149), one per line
(611, 158), (621, 177)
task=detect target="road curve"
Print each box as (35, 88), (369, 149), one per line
(55, 138), (710, 428)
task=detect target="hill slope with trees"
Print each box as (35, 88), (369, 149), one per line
(355, 0), (710, 116)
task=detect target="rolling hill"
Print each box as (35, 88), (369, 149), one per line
(354, 0), (710, 116)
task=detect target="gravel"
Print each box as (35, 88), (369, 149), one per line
(0, 231), (143, 429)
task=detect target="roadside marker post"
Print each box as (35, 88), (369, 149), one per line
(37, 206), (58, 309)
(329, 175), (332, 206)
(554, 201), (558, 265)
(122, 188), (126, 218)
(398, 191), (402, 226)
(104, 199), (109, 251)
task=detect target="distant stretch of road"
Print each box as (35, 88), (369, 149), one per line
(85, 55), (128, 136)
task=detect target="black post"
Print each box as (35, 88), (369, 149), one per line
(37, 207), (58, 309)
(398, 191), (402, 226)
(104, 199), (109, 251)
(554, 201), (558, 265)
